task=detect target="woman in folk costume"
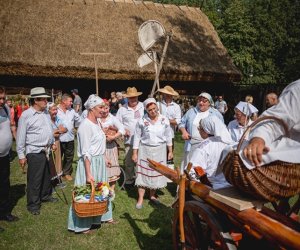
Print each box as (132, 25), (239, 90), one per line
(68, 95), (115, 234)
(187, 115), (233, 190)
(99, 99), (125, 191)
(178, 92), (224, 169)
(47, 102), (67, 187)
(132, 98), (173, 209)
(227, 101), (258, 142)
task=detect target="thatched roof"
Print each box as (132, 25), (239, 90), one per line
(0, 0), (241, 82)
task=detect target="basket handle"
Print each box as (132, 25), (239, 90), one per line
(236, 115), (290, 152)
(89, 182), (95, 203)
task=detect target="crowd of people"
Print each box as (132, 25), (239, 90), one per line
(1, 79), (298, 234)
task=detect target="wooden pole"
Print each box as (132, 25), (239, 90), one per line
(150, 35), (170, 97)
(93, 55), (98, 95)
(147, 159), (300, 250)
(179, 174), (186, 249)
(80, 52), (110, 95)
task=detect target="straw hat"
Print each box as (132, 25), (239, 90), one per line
(29, 87), (50, 98)
(158, 85), (179, 96)
(124, 87), (142, 97)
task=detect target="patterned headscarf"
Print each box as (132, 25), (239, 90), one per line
(84, 94), (104, 110)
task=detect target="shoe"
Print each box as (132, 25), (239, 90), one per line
(125, 179), (134, 185)
(149, 198), (161, 206)
(135, 203), (143, 209)
(42, 197), (59, 203)
(65, 175), (73, 181)
(56, 182), (67, 189)
(29, 210), (40, 215)
(0, 214), (19, 222)
(105, 219), (119, 225)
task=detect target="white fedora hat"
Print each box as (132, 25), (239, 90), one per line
(29, 87), (51, 99)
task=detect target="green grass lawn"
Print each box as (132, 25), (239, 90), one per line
(0, 133), (185, 250)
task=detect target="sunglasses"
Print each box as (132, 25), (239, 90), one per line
(0, 97), (6, 100)
(36, 97), (48, 101)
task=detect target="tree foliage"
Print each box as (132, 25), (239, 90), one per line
(155, 0), (300, 85)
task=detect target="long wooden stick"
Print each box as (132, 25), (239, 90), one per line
(178, 174), (186, 249)
(147, 159), (300, 250)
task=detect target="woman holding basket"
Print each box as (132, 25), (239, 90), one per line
(68, 95), (115, 234)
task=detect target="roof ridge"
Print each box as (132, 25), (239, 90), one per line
(101, 0), (202, 13)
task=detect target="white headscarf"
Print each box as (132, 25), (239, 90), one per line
(47, 102), (56, 111)
(199, 92), (214, 107)
(143, 98), (157, 109)
(84, 94), (104, 110)
(235, 101), (258, 116)
(200, 115), (233, 144)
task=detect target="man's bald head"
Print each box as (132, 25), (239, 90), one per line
(266, 92), (278, 108)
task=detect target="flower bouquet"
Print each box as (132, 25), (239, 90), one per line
(72, 182), (113, 218)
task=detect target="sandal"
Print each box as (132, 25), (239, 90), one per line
(105, 219), (119, 225)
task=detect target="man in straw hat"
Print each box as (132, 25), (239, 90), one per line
(157, 85), (181, 161)
(17, 87), (58, 215)
(116, 87), (144, 186)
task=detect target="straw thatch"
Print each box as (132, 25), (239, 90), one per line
(0, 0), (241, 82)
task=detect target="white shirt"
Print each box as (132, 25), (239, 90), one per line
(77, 119), (106, 161)
(17, 107), (54, 159)
(116, 102), (144, 145)
(157, 100), (181, 138)
(188, 137), (231, 190)
(133, 114), (173, 149)
(190, 110), (209, 144)
(227, 119), (253, 142)
(98, 113), (125, 135)
(57, 106), (81, 142)
(239, 79), (300, 169)
(0, 105), (12, 157)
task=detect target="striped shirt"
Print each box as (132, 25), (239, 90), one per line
(16, 107), (54, 159)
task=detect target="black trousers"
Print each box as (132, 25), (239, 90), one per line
(26, 152), (52, 212)
(60, 140), (74, 176)
(0, 154), (10, 216)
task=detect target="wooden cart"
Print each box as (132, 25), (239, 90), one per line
(148, 159), (300, 250)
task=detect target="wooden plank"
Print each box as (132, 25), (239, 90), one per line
(209, 186), (265, 211)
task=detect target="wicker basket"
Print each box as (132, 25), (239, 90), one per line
(72, 182), (108, 217)
(221, 116), (300, 202)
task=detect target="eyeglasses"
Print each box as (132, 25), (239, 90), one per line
(198, 98), (208, 103)
(0, 97), (6, 100)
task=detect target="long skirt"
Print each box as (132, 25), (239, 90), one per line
(135, 143), (167, 190)
(67, 155), (112, 233)
(105, 141), (121, 183)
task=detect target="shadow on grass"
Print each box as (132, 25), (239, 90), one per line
(165, 183), (177, 198)
(122, 203), (173, 249)
(10, 183), (26, 212)
(9, 150), (18, 162)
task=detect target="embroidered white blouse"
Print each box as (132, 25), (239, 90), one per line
(133, 114), (173, 149)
